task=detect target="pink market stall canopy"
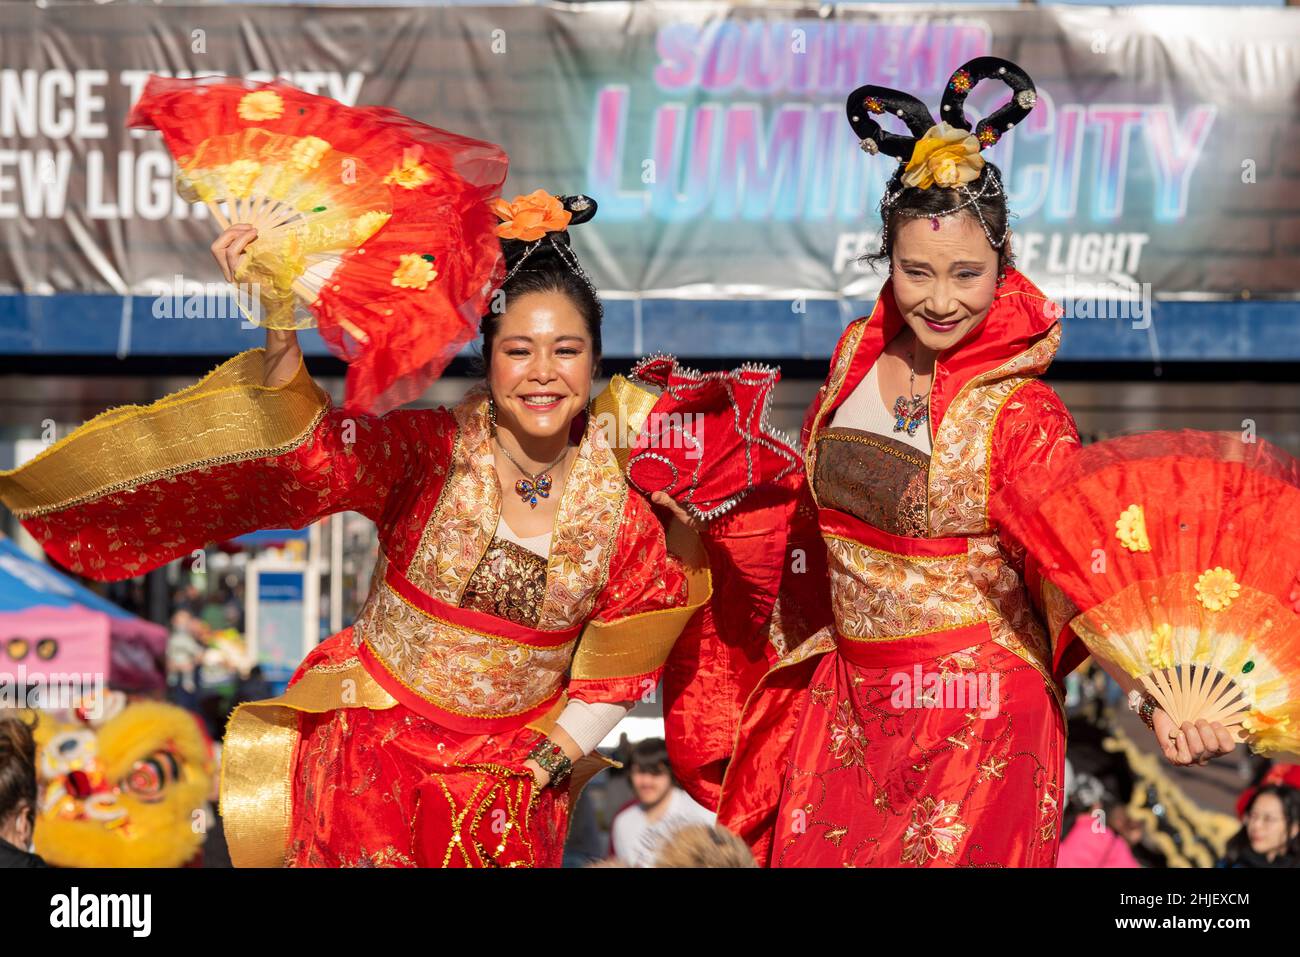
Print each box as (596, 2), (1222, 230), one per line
(0, 536), (167, 695)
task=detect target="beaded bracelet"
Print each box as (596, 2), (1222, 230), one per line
(527, 736), (573, 785)
(1127, 689), (1159, 731)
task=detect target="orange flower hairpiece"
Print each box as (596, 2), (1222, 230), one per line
(492, 189), (572, 242)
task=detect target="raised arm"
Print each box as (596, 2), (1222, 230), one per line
(0, 225), (445, 580)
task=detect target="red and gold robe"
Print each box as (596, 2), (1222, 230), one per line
(0, 348), (709, 867)
(666, 267), (1086, 867)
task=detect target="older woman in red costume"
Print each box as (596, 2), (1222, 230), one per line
(0, 190), (708, 867)
(658, 57), (1234, 867)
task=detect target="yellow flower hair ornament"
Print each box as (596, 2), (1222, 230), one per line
(902, 122), (984, 190)
(845, 56), (1037, 251)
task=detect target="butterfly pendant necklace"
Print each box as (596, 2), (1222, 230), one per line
(496, 437), (569, 508)
(892, 349), (932, 438)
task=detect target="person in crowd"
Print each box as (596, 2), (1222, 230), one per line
(166, 608), (204, 712)
(1218, 784), (1300, 868)
(0, 714), (46, 868)
(652, 823), (756, 868)
(231, 665), (274, 709)
(1056, 759), (1141, 868)
(609, 737), (715, 867)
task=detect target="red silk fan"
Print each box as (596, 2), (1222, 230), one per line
(127, 74), (508, 415)
(625, 355), (801, 521)
(992, 430), (1300, 756)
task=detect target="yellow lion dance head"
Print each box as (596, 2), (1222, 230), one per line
(26, 692), (213, 867)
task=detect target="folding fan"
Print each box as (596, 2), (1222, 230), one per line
(992, 430), (1300, 756)
(127, 74), (508, 414)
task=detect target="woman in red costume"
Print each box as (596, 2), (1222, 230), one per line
(0, 190), (708, 868)
(660, 57), (1234, 867)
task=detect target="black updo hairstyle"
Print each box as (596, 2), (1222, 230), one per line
(475, 194), (603, 377)
(859, 161), (1016, 279)
(846, 56), (1038, 283)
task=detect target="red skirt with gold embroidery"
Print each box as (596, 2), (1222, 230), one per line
(281, 634), (570, 868)
(769, 630), (1065, 868)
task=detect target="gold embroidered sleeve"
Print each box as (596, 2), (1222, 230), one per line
(0, 347), (432, 581)
(567, 494), (711, 702)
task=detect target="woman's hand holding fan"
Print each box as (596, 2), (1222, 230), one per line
(992, 430), (1300, 763)
(1149, 710), (1238, 767)
(210, 224), (302, 388)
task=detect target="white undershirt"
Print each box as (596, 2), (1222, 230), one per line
(829, 360), (932, 454)
(495, 516), (553, 557)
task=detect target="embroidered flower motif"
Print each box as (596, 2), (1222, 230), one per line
(1015, 89), (1037, 111)
(826, 699), (868, 768)
(948, 69), (973, 94)
(1242, 709), (1289, 750)
(901, 797), (968, 865)
(864, 96), (884, 114)
(391, 252), (438, 291)
(384, 158), (433, 190)
(1195, 566), (1240, 612)
(859, 137), (879, 155)
(902, 122), (984, 190)
(1147, 622), (1175, 670)
(288, 135), (331, 171)
(351, 210), (392, 244)
(936, 648), (979, 683)
(222, 159), (262, 198)
(237, 91), (284, 122)
(1038, 786), (1062, 843)
(491, 189), (572, 242)
(1116, 504), (1151, 552)
(977, 127), (1000, 148)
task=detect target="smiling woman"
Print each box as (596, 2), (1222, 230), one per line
(662, 55), (1234, 870)
(0, 189), (711, 868)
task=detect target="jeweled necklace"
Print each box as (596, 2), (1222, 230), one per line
(892, 349), (932, 438)
(495, 436), (569, 508)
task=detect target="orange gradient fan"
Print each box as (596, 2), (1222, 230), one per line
(993, 430), (1300, 756)
(127, 74), (508, 414)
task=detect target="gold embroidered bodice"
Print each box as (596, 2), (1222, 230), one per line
(813, 427), (930, 538)
(459, 535), (549, 628)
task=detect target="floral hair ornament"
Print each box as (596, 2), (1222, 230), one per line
(902, 122), (984, 190)
(492, 191), (602, 320)
(847, 56), (1038, 251)
(492, 188), (572, 241)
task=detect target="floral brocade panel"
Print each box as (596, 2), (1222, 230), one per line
(460, 536), (549, 628)
(822, 536), (984, 640)
(354, 581), (574, 719)
(812, 428), (930, 538)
